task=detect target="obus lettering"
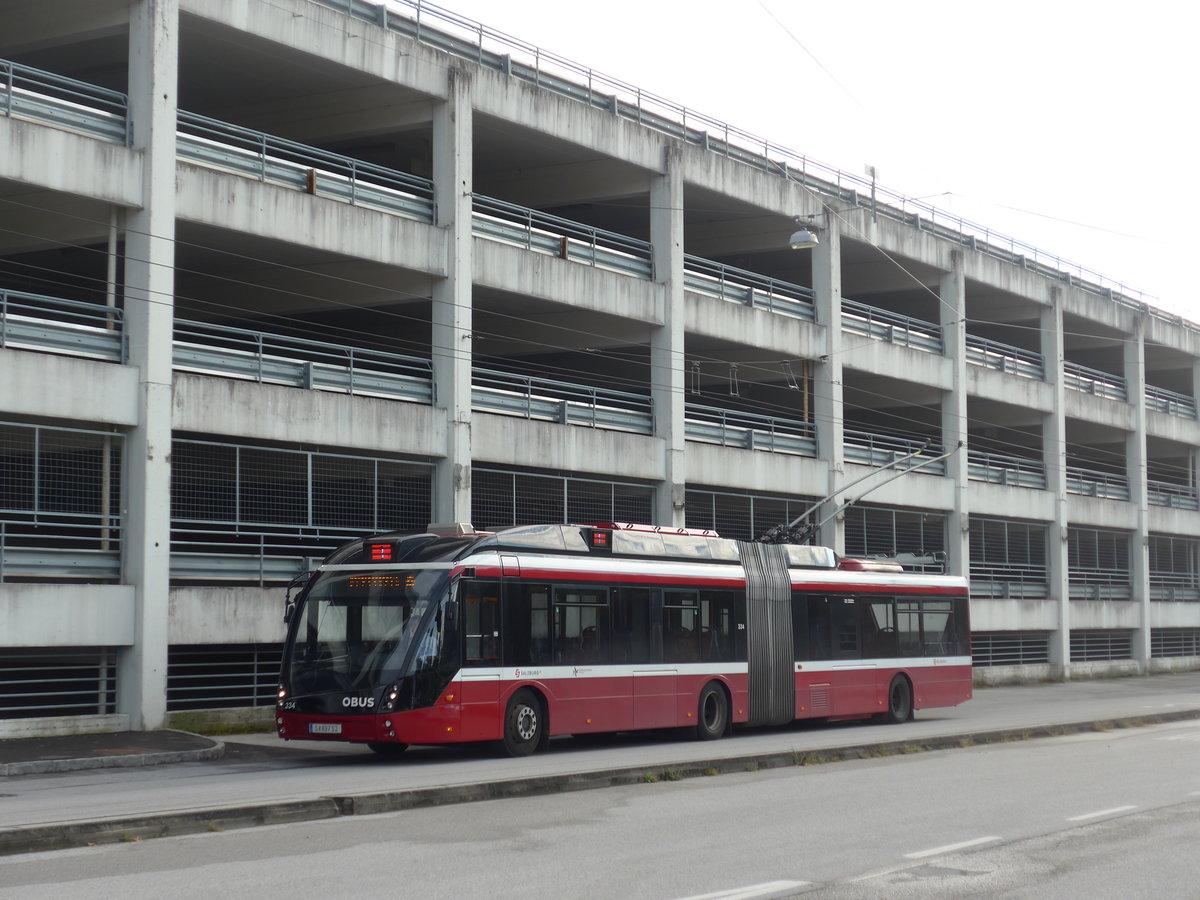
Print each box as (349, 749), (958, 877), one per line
(342, 696), (375, 709)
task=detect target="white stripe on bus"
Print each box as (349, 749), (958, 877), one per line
(455, 657), (970, 682)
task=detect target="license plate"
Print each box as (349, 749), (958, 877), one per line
(309, 723), (342, 735)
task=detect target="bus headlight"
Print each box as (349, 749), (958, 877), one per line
(382, 683), (400, 712)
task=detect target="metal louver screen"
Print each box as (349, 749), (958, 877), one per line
(167, 644), (283, 711)
(969, 518), (1048, 599)
(0, 647), (117, 718)
(971, 631), (1050, 666)
(1067, 527), (1131, 600)
(1070, 629), (1133, 662)
(1151, 629), (1200, 658)
(1148, 535), (1200, 601)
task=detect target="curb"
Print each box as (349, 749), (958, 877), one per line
(0, 734), (226, 777)
(2, 709), (1198, 856)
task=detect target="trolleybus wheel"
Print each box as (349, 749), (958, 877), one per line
(502, 688), (543, 756)
(880, 674), (913, 724)
(366, 741), (409, 757)
(695, 682), (728, 741)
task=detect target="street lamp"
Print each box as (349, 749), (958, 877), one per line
(788, 214), (820, 249)
(788, 226), (819, 249)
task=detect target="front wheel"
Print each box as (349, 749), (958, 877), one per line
(695, 682), (729, 741)
(501, 688), (544, 756)
(879, 675), (913, 724)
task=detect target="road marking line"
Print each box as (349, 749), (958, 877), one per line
(1066, 805), (1137, 822)
(672, 882), (810, 900)
(904, 836), (1001, 859)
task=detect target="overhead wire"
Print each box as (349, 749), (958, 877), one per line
(0, 202), (1182, 485)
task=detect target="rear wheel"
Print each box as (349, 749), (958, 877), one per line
(366, 741), (409, 757)
(695, 682), (729, 741)
(879, 675), (913, 724)
(502, 688), (544, 756)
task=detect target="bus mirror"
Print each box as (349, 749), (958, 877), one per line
(284, 571), (313, 623)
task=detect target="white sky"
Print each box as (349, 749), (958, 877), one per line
(430, 0), (1196, 322)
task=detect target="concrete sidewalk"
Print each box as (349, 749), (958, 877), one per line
(0, 729), (225, 776)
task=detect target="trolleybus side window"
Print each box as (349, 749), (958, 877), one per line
(612, 587), (655, 664)
(699, 590), (744, 662)
(897, 599), (922, 656)
(806, 600), (835, 662)
(922, 599), (965, 655)
(461, 580), (501, 667)
(863, 599), (898, 658)
(554, 587), (610, 665)
(831, 596), (860, 658)
(663, 591), (700, 662)
(896, 598), (968, 657)
(501, 584), (551, 666)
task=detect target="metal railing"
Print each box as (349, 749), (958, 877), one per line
(1065, 465), (1130, 501)
(471, 194), (653, 278)
(1149, 574), (1200, 603)
(682, 256), (815, 321)
(1147, 480), (1200, 510)
(967, 450), (1047, 489)
(169, 527), (334, 585)
(684, 404), (816, 456)
(0, 58), (128, 143)
(844, 429), (945, 473)
(0, 514), (123, 583)
(173, 319), (433, 402)
(1145, 385), (1197, 419)
(968, 564), (1050, 600)
(841, 299), (942, 354)
(177, 111), (436, 222)
(1068, 579), (1134, 602)
(307, 0), (1163, 318)
(964, 334), (1044, 380)
(1063, 361), (1127, 401)
(472, 367), (653, 433)
(0, 289), (125, 362)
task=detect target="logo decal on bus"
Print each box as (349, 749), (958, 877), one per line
(342, 696), (375, 708)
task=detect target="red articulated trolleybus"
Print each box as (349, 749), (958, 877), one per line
(275, 522), (971, 757)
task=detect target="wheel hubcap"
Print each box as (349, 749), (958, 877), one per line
(516, 705), (537, 741)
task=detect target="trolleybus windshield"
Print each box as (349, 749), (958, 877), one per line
(286, 568), (450, 696)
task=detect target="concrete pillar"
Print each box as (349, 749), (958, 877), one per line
(811, 214), (844, 552)
(1193, 360), (1200, 491)
(118, 0), (178, 729)
(1041, 296), (1070, 678)
(650, 146), (685, 527)
(939, 256), (969, 578)
(431, 68), (473, 524)
(1124, 318), (1150, 670)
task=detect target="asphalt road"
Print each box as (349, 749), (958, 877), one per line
(1, 671), (1199, 860)
(2, 716), (1199, 899)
